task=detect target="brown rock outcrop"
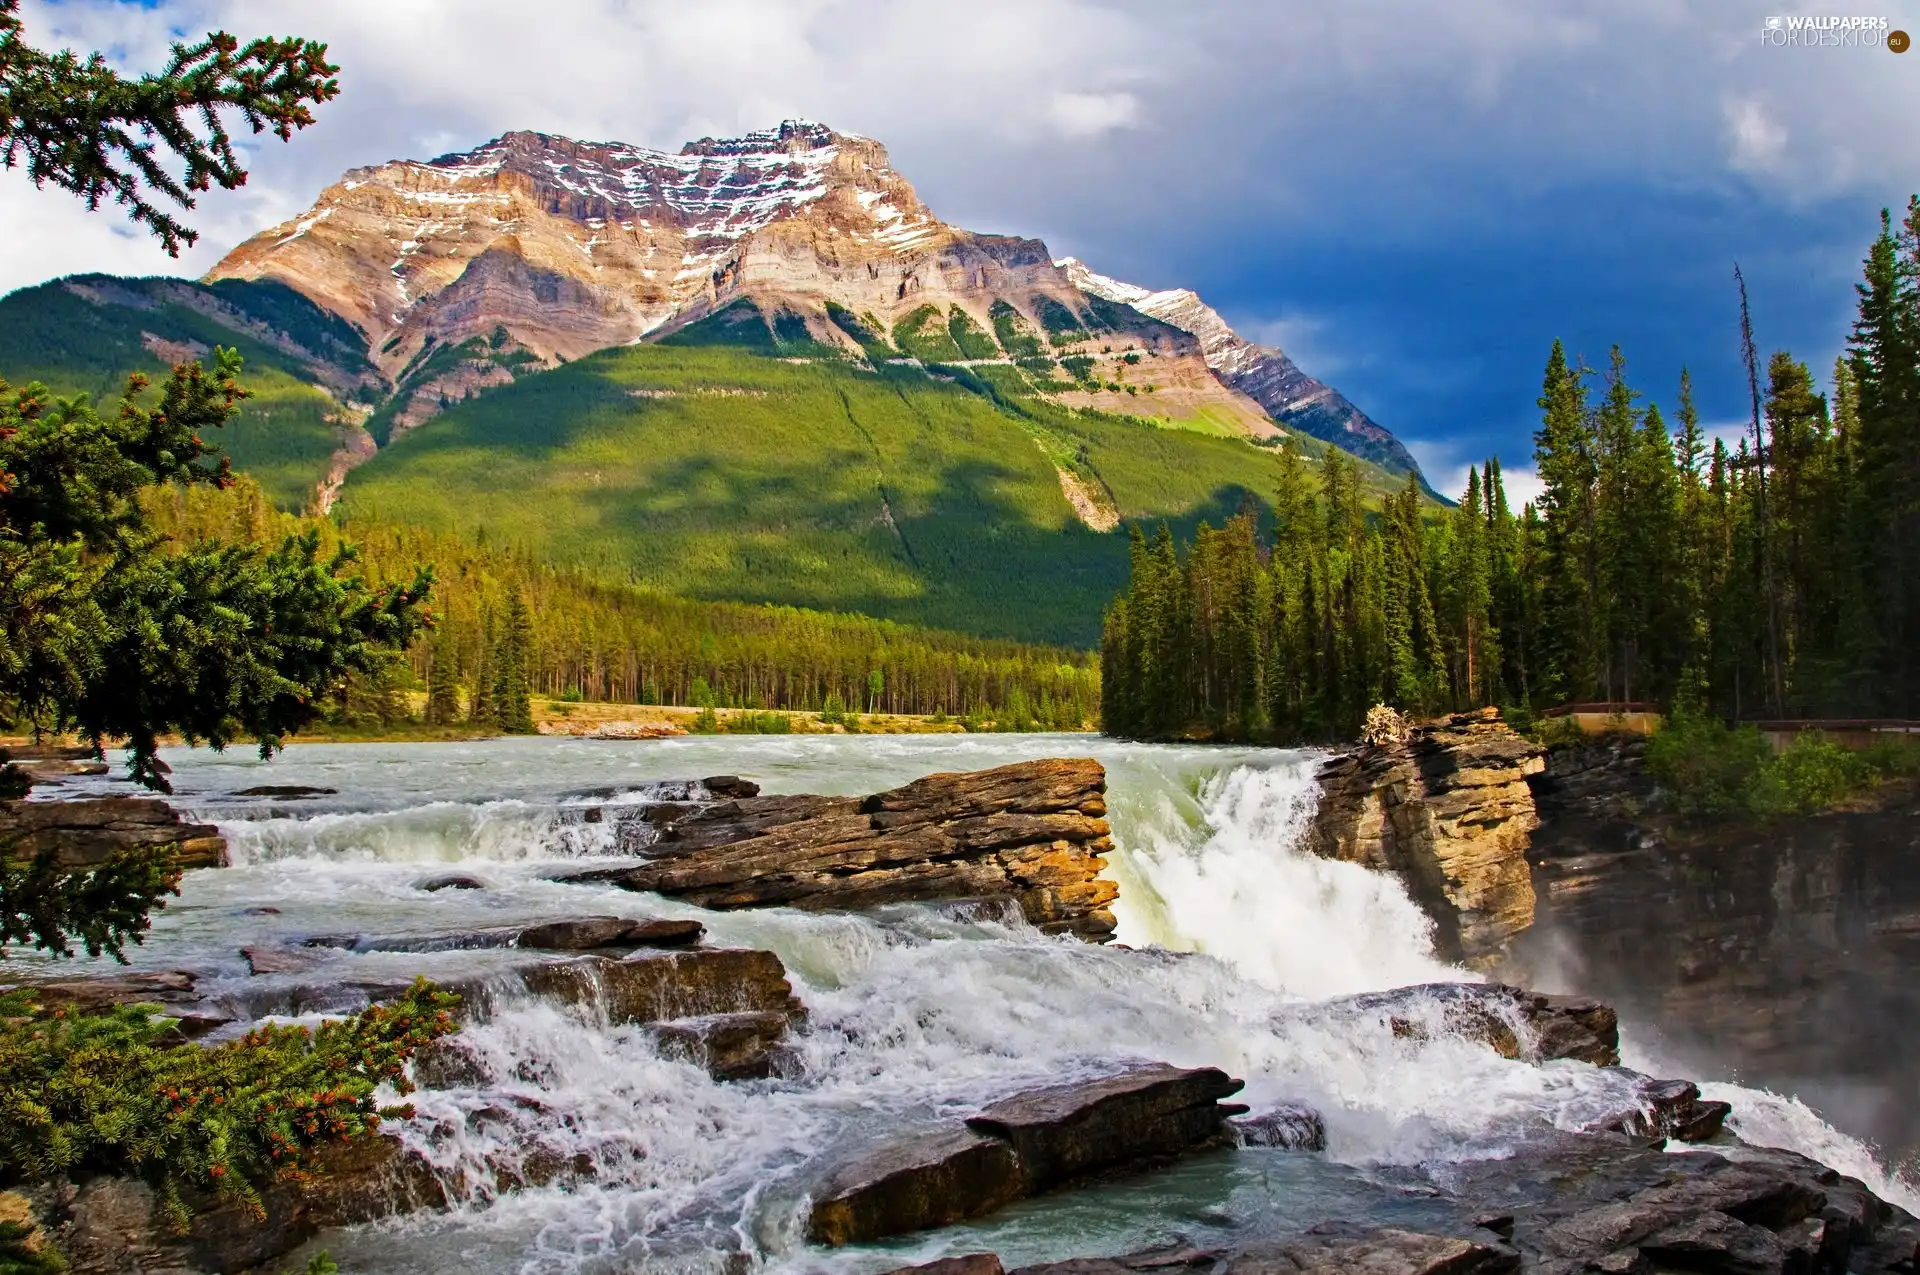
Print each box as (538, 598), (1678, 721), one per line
(0, 796), (225, 871)
(1310, 709), (1543, 967)
(807, 1063), (1246, 1245)
(22, 1135), (440, 1275)
(565, 759), (1120, 939)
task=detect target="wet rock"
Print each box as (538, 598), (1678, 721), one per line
(1310, 708), (1543, 968)
(508, 948), (804, 1026)
(0, 795), (225, 871)
(650, 1010), (795, 1080)
(22, 1135), (441, 1275)
(241, 944), (327, 976)
(879, 1257), (1006, 1275)
(418, 872), (487, 891)
(702, 775), (760, 798)
(411, 1037), (493, 1089)
(1250, 1223), (1522, 1274)
(232, 785), (338, 798)
(1230, 1103), (1327, 1151)
(965, 1063), (1247, 1192)
(307, 915), (705, 954)
(808, 1126), (1024, 1246)
(9, 969), (204, 1014)
(515, 915), (705, 950)
(1009, 1248), (1217, 1275)
(1637, 1210), (1798, 1273)
(1585, 1075), (1730, 1144)
(808, 1064), (1246, 1245)
(1010, 1230), (1522, 1275)
(565, 759), (1121, 940)
(1343, 982), (1620, 1067)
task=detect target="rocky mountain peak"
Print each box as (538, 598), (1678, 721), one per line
(201, 123), (1420, 481)
(1058, 257), (1428, 486)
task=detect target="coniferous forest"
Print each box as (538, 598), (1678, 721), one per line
(1102, 199), (1920, 742)
(143, 480), (1102, 732)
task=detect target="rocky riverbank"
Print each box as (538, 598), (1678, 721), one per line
(1307, 711), (1920, 1169)
(9, 752), (1919, 1275)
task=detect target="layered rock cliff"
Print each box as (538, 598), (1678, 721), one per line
(1308, 708), (1543, 967)
(1309, 713), (1920, 1164)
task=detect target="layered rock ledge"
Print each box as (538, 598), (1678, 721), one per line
(880, 1138), (1920, 1275)
(0, 795), (225, 871)
(562, 758), (1120, 939)
(807, 1063), (1248, 1245)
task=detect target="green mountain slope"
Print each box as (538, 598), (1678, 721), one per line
(1, 277), (1417, 647)
(0, 276), (371, 509)
(337, 340), (1392, 645)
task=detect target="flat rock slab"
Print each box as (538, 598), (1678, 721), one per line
(0, 795), (225, 870)
(880, 1258), (1007, 1275)
(1232, 1226), (1522, 1274)
(965, 1063), (1247, 1191)
(808, 1127), (1023, 1246)
(562, 759), (1120, 940)
(303, 915), (705, 955)
(808, 1063), (1246, 1245)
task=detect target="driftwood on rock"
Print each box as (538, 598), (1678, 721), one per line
(563, 759), (1121, 940)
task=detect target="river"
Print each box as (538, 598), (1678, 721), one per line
(48, 734), (1917, 1273)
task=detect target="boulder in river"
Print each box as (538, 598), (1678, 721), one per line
(561, 758), (1120, 940)
(806, 1063), (1246, 1245)
(1334, 981), (1621, 1067)
(1229, 1102), (1327, 1151)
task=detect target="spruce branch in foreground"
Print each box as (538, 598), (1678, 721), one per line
(0, 0), (338, 253)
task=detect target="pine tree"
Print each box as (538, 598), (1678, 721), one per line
(467, 609), (496, 726)
(0, 0), (340, 254)
(425, 637), (462, 725)
(1847, 204), (1920, 712)
(493, 590), (535, 734)
(1532, 340), (1598, 704)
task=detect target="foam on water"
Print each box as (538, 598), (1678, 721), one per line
(119, 737), (1915, 1271)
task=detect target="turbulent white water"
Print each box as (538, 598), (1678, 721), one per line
(54, 735), (1912, 1272)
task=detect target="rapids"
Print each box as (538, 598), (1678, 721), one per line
(42, 735), (1916, 1273)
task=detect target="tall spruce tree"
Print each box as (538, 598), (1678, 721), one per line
(492, 590), (535, 734)
(1532, 341), (1598, 704)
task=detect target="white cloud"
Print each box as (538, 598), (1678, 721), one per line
(1242, 314), (1348, 375)
(1723, 95), (1788, 173)
(1047, 92), (1141, 137)
(5, 0), (1914, 298)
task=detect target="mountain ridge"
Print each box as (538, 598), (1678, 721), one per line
(203, 119), (1422, 481)
(1056, 257), (1428, 486)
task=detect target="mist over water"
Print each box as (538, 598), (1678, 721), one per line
(83, 735), (1915, 1271)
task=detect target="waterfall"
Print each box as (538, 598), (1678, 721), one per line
(1107, 756), (1464, 996)
(128, 736), (1915, 1273)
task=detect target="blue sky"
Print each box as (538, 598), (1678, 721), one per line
(4, 0), (1916, 503)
